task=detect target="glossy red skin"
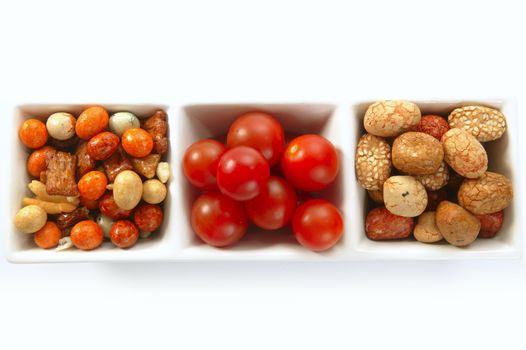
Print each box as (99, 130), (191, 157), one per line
(476, 211), (504, 238)
(191, 192), (248, 247)
(245, 176), (297, 230)
(110, 220), (139, 248)
(216, 146), (270, 201)
(133, 203), (163, 232)
(182, 139), (225, 190)
(227, 112), (285, 166)
(365, 207), (414, 241)
(416, 115), (450, 140)
(99, 192), (132, 220)
(281, 134), (339, 192)
(87, 132), (120, 160)
(70, 220), (103, 250)
(292, 199), (343, 251)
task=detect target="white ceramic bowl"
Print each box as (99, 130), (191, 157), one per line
(4, 99), (522, 263)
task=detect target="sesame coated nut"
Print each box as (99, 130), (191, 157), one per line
(458, 172), (513, 215)
(448, 106), (506, 142)
(355, 133), (391, 190)
(441, 128), (488, 178)
(392, 131), (444, 175)
(415, 161), (449, 191)
(364, 100), (421, 137)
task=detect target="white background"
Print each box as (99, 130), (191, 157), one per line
(1, 0), (525, 349)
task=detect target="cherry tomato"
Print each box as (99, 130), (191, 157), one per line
(80, 196), (100, 210)
(182, 139), (225, 190)
(78, 171), (107, 200)
(75, 106), (109, 140)
(87, 131), (120, 160)
(133, 203), (163, 232)
(27, 146), (56, 178)
(98, 192), (132, 219)
(122, 128), (154, 157)
(245, 176), (297, 230)
(281, 135), (339, 192)
(70, 220), (103, 250)
(191, 192), (248, 247)
(227, 112), (284, 166)
(110, 220), (139, 248)
(34, 221), (61, 249)
(19, 119), (48, 149)
(216, 146), (270, 201)
(292, 199), (343, 251)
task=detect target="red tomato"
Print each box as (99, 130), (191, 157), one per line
(292, 199), (343, 251)
(182, 139), (225, 190)
(133, 203), (163, 232)
(245, 176), (297, 230)
(216, 146), (270, 201)
(227, 112), (284, 166)
(281, 135), (339, 192)
(191, 192), (248, 247)
(110, 220), (139, 249)
(99, 192), (132, 220)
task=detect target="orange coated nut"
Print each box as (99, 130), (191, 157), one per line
(27, 146), (56, 178)
(122, 128), (154, 158)
(75, 106), (109, 140)
(78, 170), (108, 200)
(415, 115), (450, 140)
(87, 131), (120, 160)
(80, 196), (100, 210)
(110, 220), (139, 249)
(34, 221), (62, 249)
(19, 119), (48, 149)
(133, 203), (163, 232)
(70, 220), (103, 250)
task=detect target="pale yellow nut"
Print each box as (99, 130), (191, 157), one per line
(28, 180), (79, 205)
(23, 197), (76, 214)
(14, 205), (47, 234)
(142, 179), (167, 204)
(156, 162), (171, 183)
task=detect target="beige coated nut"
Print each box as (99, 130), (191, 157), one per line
(383, 176), (428, 217)
(458, 172), (513, 215)
(415, 161), (449, 191)
(448, 106), (506, 142)
(413, 211), (443, 243)
(441, 128), (488, 178)
(355, 133), (391, 190)
(364, 100), (421, 137)
(436, 201), (480, 247)
(142, 179), (167, 204)
(46, 112), (76, 141)
(156, 162), (171, 183)
(113, 170), (143, 210)
(392, 132), (444, 175)
(14, 205), (47, 234)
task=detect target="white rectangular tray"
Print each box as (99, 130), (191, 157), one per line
(3, 99), (522, 262)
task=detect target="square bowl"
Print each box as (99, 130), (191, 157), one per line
(350, 99), (522, 259)
(174, 103), (353, 261)
(6, 104), (175, 263)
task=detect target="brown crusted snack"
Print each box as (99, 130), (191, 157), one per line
(476, 211), (504, 238)
(436, 201), (480, 247)
(130, 154), (161, 179)
(458, 172), (513, 215)
(76, 141), (96, 178)
(47, 135), (80, 151)
(441, 128), (488, 178)
(415, 115), (450, 140)
(413, 211), (443, 243)
(45, 151), (79, 196)
(367, 189), (384, 204)
(415, 161), (449, 191)
(448, 106), (506, 142)
(142, 110), (168, 154)
(55, 206), (90, 230)
(103, 148), (133, 183)
(365, 207), (414, 240)
(355, 133), (391, 190)
(392, 132), (444, 175)
(383, 176), (427, 217)
(363, 100), (421, 137)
